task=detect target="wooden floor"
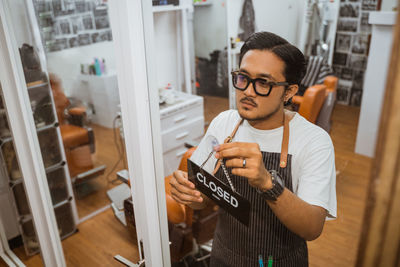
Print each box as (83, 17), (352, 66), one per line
(74, 123), (127, 219)
(308, 104), (372, 267)
(12, 208), (139, 267)
(11, 96), (372, 267)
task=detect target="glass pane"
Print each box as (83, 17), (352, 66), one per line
(1, 0), (139, 265)
(148, 0), (378, 266)
(0, 85), (44, 265)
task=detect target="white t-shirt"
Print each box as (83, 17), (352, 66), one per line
(190, 110), (337, 219)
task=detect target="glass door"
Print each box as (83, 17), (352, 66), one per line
(0, 0), (168, 266)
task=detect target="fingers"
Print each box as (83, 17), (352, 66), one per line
(170, 170), (203, 205)
(215, 142), (260, 159)
(230, 167), (252, 178)
(225, 158), (249, 168)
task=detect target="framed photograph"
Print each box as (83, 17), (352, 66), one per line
(335, 34), (352, 52)
(353, 70), (365, 90)
(337, 80), (353, 105)
(52, 0), (63, 17)
(352, 35), (369, 54)
(58, 19), (71, 35)
(91, 30), (112, 43)
(47, 38), (69, 52)
(333, 66), (342, 77)
(38, 16), (54, 28)
(341, 67), (353, 80)
(337, 19), (358, 32)
(333, 52), (348, 66)
(360, 12), (371, 33)
(75, 1), (89, 13)
(350, 89), (363, 106)
(350, 54), (367, 69)
(78, 34), (91, 46)
(35, 1), (52, 13)
(69, 37), (79, 48)
(82, 15), (94, 30)
(95, 16), (110, 29)
(362, 0), (377, 10)
(70, 16), (83, 34)
(340, 3), (360, 18)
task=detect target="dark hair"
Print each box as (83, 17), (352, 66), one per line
(239, 31), (306, 86)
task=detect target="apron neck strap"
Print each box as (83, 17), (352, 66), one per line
(212, 110), (290, 174)
(213, 118), (244, 174)
(280, 111), (290, 168)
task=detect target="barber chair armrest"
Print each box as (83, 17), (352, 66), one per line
(292, 95), (304, 105)
(68, 107), (87, 127)
(323, 75), (338, 93)
(68, 106), (86, 116)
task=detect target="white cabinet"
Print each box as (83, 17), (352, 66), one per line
(77, 72), (120, 128)
(160, 92), (204, 175)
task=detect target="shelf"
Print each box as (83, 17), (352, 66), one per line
(152, 4), (187, 12)
(0, 135), (12, 145)
(18, 197), (72, 224)
(194, 1), (212, 6)
(53, 198), (70, 209)
(27, 81), (48, 90)
(8, 160), (64, 188)
(37, 123), (57, 133)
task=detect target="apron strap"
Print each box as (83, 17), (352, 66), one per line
(212, 118), (244, 174)
(212, 110), (290, 174)
(280, 111), (290, 168)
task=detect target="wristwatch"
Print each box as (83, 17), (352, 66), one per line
(256, 170), (285, 201)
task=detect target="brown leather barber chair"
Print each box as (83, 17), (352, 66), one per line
(50, 74), (105, 183)
(315, 76), (338, 132)
(292, 84), (327, 124)
(124, 147), (218, 263)
(165, 147), (218, 263)
(292, 75), (338, 130)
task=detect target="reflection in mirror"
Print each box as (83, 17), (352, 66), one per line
(159, 0), (390, 266)
(1, 0), (140, 265)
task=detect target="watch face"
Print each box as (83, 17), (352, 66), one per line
(271, 170), (284, 187)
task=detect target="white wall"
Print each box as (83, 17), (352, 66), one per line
(381, 0), (398, 11)
(227, 0), (306, 47)
(46, 41), (116, 95)
(153, 11), (180, 90)
(193, 0), (227, 58)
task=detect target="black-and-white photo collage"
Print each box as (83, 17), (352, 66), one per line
(33, 0), (113, 53)
(333, 0), (377, 106)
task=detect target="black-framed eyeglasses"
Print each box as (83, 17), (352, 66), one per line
(231, 71), (290, 96)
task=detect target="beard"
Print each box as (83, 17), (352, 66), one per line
(237, 96), (282, 122)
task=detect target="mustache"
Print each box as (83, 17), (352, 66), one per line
(240, 97), (257, 107)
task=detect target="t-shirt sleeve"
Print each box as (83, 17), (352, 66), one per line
(296, 132), (337, 220)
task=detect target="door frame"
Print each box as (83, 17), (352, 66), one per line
(108, 0), (171, 266)
(0, 1), (66, 266)
(356, 10), (400, 267)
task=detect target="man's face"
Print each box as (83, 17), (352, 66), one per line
(236, 49), (287, 121)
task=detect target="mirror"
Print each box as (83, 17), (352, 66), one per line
(150, 0), (388, 266)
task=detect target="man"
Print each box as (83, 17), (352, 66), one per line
(169, 32), (336, 266)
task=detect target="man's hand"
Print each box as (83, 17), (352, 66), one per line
(215, 142), (273, 191)
(169, 170), (203, 205)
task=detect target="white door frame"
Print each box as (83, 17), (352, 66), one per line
(0, 1), (66, 266)
(109, 0), (171, 266)
(1, 0), (171, 265)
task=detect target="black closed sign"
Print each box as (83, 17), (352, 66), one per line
(187, 159), (250, 226)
